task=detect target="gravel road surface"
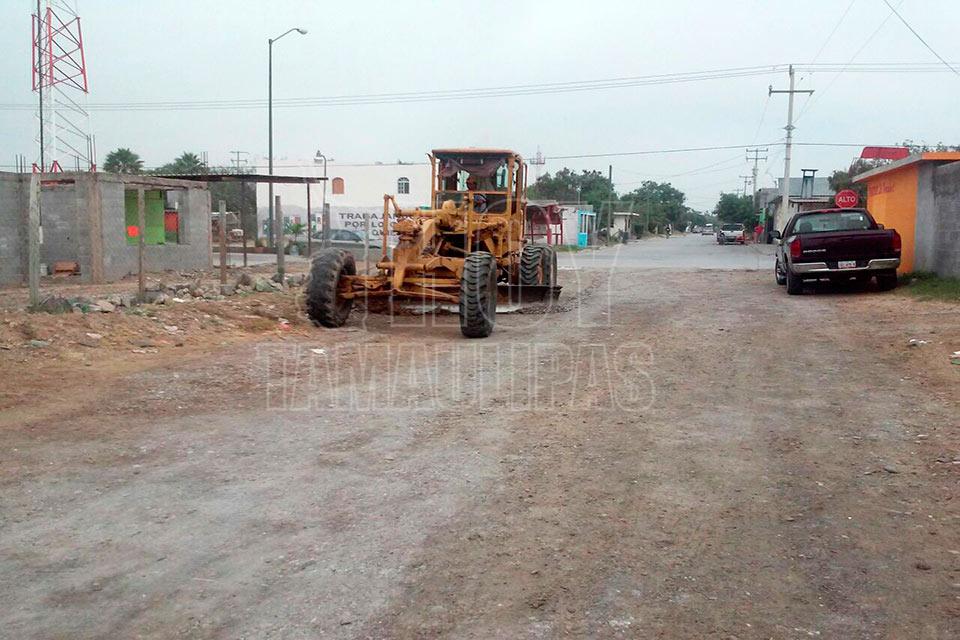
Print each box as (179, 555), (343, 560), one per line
(1, 237), (957, 639)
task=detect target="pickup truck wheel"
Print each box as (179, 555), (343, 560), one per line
(876, 270), (898, 291)
(775, 259), (787, 285)
(785, 269), (804, 295)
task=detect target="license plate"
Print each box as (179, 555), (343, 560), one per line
(838, 260), (857, 269)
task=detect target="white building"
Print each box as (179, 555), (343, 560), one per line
(253, 156), (431, 241)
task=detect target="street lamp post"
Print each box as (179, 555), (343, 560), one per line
(267, 26), (307, 258)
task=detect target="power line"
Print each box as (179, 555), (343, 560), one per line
(1, 66), (787, 112)
(882, 0), (960, 77)
(795, 2), (905, 123)
(0, 140), (906, 174)
(0, 63), (955, 112)
(750, 94), (771, 144)
(809, 0), (858, 63)
(548, 144), (769, 161)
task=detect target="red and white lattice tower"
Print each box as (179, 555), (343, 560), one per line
(32, 0), (94, 172)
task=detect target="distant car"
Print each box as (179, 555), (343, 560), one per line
(717, 223), (745, 245)
(700, 224), (714, 235)
(311, 228), (380, 248)
(772, 208), (901, 295)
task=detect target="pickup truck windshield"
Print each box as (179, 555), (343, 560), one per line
(794, 212), (873, 234)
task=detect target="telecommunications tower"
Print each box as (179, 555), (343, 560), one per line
(32, 0), (94, 172)
(531, 146), (545, 181)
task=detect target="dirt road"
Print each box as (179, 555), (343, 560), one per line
(1, 238), (958, 639)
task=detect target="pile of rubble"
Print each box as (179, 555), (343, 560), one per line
(32, 271), (308, 315)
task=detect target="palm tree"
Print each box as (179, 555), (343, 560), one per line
(286, 222), (306, 242)
(103, 148), (143, 174)
(156, 152), (206, 175)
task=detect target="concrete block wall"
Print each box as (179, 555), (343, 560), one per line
(98, 176), (212, 281)
(931, 162), (960, 278)
(914, 161), (960, 278)
(0, 173), (27, 286)
(38, 181), (82, 276)
(1, 172), (213, 286)
(914, 164), (938, 274)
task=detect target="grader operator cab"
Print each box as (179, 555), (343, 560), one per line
(304, 148), (559, 338)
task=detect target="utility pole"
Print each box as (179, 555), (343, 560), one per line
(137, 188), (145, 302)
(316, 152), (330, 248)
(306, 183), (312, 258)
(274, 194), (285, 279)
(746, 147), (769, 209)
(608, 164), (614, 236)
(27, 174), (40, 306)
(769, 65), (813, 232)
(739, 175), (752, 196)
(36, 0), (43, 172)
(746, 146), (769, 242)
(218, 199), (227, 284)
(229, 150), (248, 172)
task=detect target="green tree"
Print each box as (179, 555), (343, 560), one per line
(827, 158), (884, 204)
(899, 139), (960, 153)
(528, 168), (618, 226)
(713, 193), (755, 226)
(156, 152), (205, 175)
(285, 221), (306, 242)
(619, 181), (689, 233)
(102, 148), (143, 174)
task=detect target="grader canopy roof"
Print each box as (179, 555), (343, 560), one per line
(433, 149), (522, 179)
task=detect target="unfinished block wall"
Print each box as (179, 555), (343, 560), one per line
(915, 162), (960, 278)
(0, 174), (28, 286)
(0, 172), (212, 286)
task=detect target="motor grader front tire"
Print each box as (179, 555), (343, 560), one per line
(459, 251), (497, 338)
(520, 245), (557, 286)
(305, 249), (356, 328)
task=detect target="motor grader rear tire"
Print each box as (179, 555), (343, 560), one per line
(520, 245), (557, 286)
(460, 251), (497, 338)
(305, 249), (356, 327)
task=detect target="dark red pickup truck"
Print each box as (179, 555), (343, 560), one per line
(772, 208), (901, 295)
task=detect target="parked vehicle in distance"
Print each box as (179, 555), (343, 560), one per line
(311, 228), (380, 248)
(717, 223), (745, 245)
(700, 223), (714, 235)
(772, 208), (901, 295)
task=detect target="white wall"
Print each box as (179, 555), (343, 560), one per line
(254, 157), (431, 233)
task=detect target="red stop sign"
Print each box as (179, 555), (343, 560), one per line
(835, 189), (859, 208)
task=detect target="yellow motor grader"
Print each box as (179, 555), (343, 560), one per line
(304, 148), (559, 338)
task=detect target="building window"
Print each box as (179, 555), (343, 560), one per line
(397, 177), (410, 194)
(331, 177), (344, 195)
(124, 189), (169, 245)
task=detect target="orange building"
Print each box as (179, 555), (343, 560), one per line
(853, 152), (960, 273)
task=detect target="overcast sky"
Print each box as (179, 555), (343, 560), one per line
(2, 0), (959, 211)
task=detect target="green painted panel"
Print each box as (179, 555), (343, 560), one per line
(124, 190), (166, 245)
(145, 190), (165, 245)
